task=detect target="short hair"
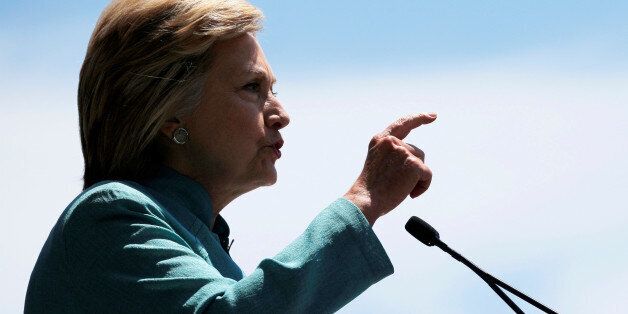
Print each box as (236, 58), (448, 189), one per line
(78, 0), (263, 189)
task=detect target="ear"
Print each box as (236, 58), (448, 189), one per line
(160, 117), (182, 139)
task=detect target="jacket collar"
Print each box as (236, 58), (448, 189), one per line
(140, 165), (231, 251)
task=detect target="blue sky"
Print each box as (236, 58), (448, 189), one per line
(1, 1), (627, 80)
(257, 0), (628, 71)
(1, 1), (627, 313)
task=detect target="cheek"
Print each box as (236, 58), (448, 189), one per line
(194, 94), (266, 162)
(222, 107), (266, 158)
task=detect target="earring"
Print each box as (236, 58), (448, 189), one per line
(172, 127), (189, 145)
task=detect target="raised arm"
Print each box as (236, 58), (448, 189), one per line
(62, 188), (392, 313)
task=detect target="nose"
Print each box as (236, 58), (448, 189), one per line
(265, 98), (290, 130)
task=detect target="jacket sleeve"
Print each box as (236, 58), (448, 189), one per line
(64, 189), (394, 314)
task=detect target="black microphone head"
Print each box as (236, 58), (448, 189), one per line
(405, 216), (440, 246)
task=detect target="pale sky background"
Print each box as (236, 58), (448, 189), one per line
(1, 1), (627, 313)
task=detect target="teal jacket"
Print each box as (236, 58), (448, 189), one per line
(25, 166), (394, 313)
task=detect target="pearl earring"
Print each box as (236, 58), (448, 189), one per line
(172, 127), (189, 145)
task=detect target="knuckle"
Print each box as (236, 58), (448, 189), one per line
(399, 114), (413, 123)
(391, 116), (407, 127)
(369, 134), (389, 147)
(382, 135), (397, 146)
(392, 144), (408, 155)
(403, 156), (421, 169)
(423, 166), (433, 178)
(368, 135), (380, 147)
(419, 165), (433, 182)
(393, 120), (406, 129)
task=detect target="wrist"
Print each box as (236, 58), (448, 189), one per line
(343, 190), (379, 226)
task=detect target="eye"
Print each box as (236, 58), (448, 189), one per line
(243, 82), (261, 93)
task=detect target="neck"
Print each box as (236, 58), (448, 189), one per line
(161, 159), (251, 229)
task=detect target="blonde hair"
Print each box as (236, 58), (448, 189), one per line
(78, 0), (263, 188)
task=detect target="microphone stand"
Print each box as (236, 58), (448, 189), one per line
(406, 217), (558, 313)
(435, 240), (556, 313)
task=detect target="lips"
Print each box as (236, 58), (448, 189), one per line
(267, 139), (283, 159)
(272, 139), (284, 150)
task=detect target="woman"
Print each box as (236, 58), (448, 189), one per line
(25, 0), (436, 313)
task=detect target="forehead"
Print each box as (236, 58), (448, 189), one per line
(210, 33), (275, 82)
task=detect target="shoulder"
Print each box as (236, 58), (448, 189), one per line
(75, 181), (153, 206)
(60, 180), (165, 235)
(68, 180), (156, 214)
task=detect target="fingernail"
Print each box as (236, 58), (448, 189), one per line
(428, 112), (437, 118)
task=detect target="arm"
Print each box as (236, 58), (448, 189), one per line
(65, 111), (436, 313)
(64, 190), (392, 314)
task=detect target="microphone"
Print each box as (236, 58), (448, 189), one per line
(405, 216), (440, 246)
(405, 216), (558, 314)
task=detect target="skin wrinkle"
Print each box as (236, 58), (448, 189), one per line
(161, 33), (290, 229)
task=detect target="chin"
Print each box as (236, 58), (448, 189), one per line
(261, 167), (278, 186)
(250, 161), (277, 187)
(265, 171), (278, 186)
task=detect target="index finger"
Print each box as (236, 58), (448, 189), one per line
(382, 113), (437, 140)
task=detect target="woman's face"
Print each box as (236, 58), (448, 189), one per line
(184, 33), (290, 197)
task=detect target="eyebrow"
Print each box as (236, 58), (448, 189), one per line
(243, 66), (277, 84)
